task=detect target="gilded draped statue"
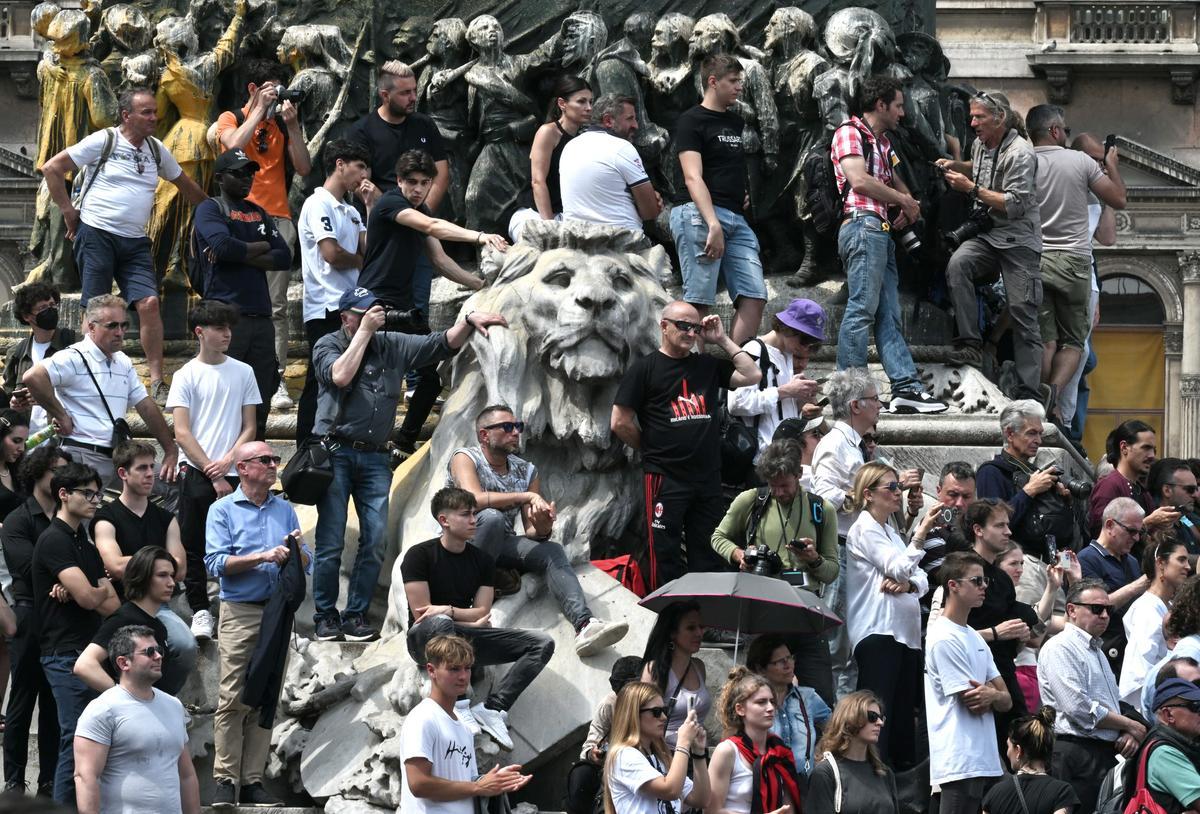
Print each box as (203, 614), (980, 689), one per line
(27, 4), (117, 289)
(147, 0), (245, 294)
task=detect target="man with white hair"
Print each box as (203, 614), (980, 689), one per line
(1079, 496), (1150, 677)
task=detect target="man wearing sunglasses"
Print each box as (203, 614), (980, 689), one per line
(449, 404), (629, 657)
(1038, 578), (1147, 814)
(1078, 497), (1151, 678)
(1148, 457), (1200, 555)
(612, 302), (761, 589)
(1125, 678), (1200, 813)
(925, 551), (1010, 814)
(73, 624), (197, 814)
(40, 87), (207, 406)
(310, 287), (505, 644)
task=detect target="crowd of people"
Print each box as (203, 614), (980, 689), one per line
(0, 33), (1188, 814)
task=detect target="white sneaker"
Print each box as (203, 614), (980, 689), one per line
(190, 609), (214, 641)
(271, 379), (293, 411)
(575, 617), (630, 657)
(455, 699), (481, 735)
(471, 703), (513, 749)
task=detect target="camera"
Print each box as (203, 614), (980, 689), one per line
(742, 545), (783, 577)
(944, 204), (993, 249)
(381, 307), (430, 334)
(1042, 464), (1093, 500)
(938, 506), (960, 527)
(893, 219), (924, 256)
(266, 87), (306, 120)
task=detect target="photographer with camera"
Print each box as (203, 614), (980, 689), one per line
(831, 76), (947, 415)
(976, 400), (1084, 597)
(216, 59), (313, 414)
(909, 461), (976, 592)
(358, 150), (506, 457)
(711, 438), (840, 704)
(938, 92), (1044, 402)
(310, 287), (506, 643)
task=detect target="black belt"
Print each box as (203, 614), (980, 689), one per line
(841, 210), (890, 230)
(232, 598), (268, 607)
(328, 436), (387, 453)
(1056, 734), (1114, 746)
(12, 600), (32, 608)
(61, 438), (114, 456)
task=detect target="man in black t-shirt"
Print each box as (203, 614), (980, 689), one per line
(611, 302), (762, 589)
(358, 150), (506, 454)
(31, 462), (119, 806)
(400, 487), (554, 751)
(668, 53), (767, 346)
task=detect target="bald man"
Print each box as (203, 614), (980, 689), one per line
(203, 440), (311, 808)
(612, 302), (761, 589)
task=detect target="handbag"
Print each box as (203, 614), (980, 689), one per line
(73, 349), (134, 448)
(1123, 740), (1169, 814)
(280, 366), (362, 504)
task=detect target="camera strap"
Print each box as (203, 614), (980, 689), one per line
(72, 348), (121, 430)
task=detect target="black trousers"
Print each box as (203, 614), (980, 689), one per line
(227, 314), (277, 441)
(296, 311), (342, 444)
(1051, 735), (1117, 814)
(4, 605), (59, 789)
(789, 630), (835, 709)
(854, 634), (922, 769)
(394, 364), (440, 450)
(176, 465), (239, 612)
(641, 472), (728, 591)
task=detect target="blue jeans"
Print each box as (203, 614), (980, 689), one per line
(40, 652), (97, 805)
(313, 446), (391, 621)
(670, 202), (767, 306)
(836, 216), (920, 392)
(157, 605), (198, 694)
(472, 508), (591, 629)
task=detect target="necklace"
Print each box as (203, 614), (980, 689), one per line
(1017, 767), (1046, 775)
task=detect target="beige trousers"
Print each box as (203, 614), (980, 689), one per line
(213, 601), (274, 784)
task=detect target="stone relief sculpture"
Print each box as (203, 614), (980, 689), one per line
(813, 7), (897, 134)
(417, 18), (472, 222)
(95, 5), (156, 89)
(646, 13), (696, 200)
(27, 4), (116, 289)
(146, 1), (244, 295)
(390, 15), (432, 65)
(623, 12), (656, 64)
(276, 24), (353, 144)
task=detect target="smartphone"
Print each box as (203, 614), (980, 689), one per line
(1104, 133), (1117, 160)
(1058, 550), (1071, 569)
(816, 396), (830, 408)
(687, 695), (696, 716)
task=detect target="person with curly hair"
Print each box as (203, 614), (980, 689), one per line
(807, 690), (899, 813)
(981, 707), (1079, 814)
(707, 666), (800, 814)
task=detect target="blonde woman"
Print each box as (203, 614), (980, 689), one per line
(707, 666), (799, 814)
(845, 462), (927, 767)
(604, 681), (709, 814)
(807, 691), (899, 814)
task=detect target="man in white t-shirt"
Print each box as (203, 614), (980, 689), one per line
(166, 299), (260, 641)
(925, 551), (1010, 814)
(296, 139), (376, 443)
(400, 634), (530, 813)
(40, 87), (208, 405)
(559, 93), (661, 232)
(73, 624), (198, 814)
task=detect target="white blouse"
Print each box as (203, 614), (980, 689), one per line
(845, 511), (927, 651)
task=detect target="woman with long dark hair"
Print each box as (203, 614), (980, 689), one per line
(0, 409), (29, 521)
(1120, 536), (1191, 704)
(807, 691), (899, 813)
(641, 600), (711, 749)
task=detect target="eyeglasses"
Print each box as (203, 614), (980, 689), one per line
(97, 320), (130, 331)
(1161, 701), (1200, 714)
(134, 151), (145, 175)
(640, 706), (670, 719)
(71, 488), (103, 503)
(667, 319), (703, 334)
(767, 654), (795, 669)
(872, 481), (901, 493)
(866, 710), (886, 724)
(240, 454), (281, 467)
(483, 421), (525, 434)
(132, 646), (164, 659)
(1113, 519), (1144, 538)
(1168, 483), (1199, 495)
(856, 395), (881, 405)
(959, 575), (990, 589)
(1074, 602), (1111, 616)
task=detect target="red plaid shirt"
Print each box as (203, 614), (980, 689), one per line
(830, 116), (894, 221)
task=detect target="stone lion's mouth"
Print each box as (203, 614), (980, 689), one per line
(542, 325), (626, 381)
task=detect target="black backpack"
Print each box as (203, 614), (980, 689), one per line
(803, 120), (876, 239)
(719, 340), (776, 486)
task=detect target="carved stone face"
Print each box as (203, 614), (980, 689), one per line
(426, 19), (465, 60)
(155, 15), (198, 59)
(46, 9), (89, 57)
(466, 15), (503, 58)
(765, 8), (815, 54)
(651, 14), (692, 61)
(561, 12), (606, 67)
(689, 15), (736, 61)
(392, 16), (432, 61)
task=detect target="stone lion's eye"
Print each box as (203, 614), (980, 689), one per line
(612, 272), (632, 291)
(546, 270), (572, 287)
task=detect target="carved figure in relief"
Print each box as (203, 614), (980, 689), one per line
(418, 19), (472, 223)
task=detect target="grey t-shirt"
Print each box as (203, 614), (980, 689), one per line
(75, 686), (188, 814)
(1035, 145), (1104, 255)
(448, 446), (537, 533)
(807, 755), (899, 814)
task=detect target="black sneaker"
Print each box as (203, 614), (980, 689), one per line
(36, 781), (53, 798)
(314, 615), (343, 642)
(342, 612), (380, 642)
(211, 779), (236, 810)
(888, 390), (949, 414)
(239, 781), (282, 807)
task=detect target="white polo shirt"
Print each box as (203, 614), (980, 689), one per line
(560, 128), (650, 231)
(40, 336), (147, 448)
(298, 186), (366, 322)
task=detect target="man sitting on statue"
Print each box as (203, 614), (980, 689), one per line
(447, 404), (629, 657)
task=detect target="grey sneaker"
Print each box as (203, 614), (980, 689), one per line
(341, 613), (379, 642)
(210, 779), (236, 810)
(314, 615), (343, 642)
(948, 344), (983, 368)
(574, 617), (629, 656)
(471, 703), (513, 749)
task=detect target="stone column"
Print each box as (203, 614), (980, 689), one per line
(1177, 251), (1200, 457)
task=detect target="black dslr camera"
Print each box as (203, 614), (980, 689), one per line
(1042, 463), (1093, 500)
(266, 87), (306, 120)
(381, 307), (430, 334)
(742, 545), (784, 577)
(945, 203), (993, 249)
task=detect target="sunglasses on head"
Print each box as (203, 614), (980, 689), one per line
(641, 705), (670, 719)
(866, 710), (885, 724)
(483, 421), (525, 434)
(667, 319), (703, 334)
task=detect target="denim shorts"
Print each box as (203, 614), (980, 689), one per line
(670, 202), (766, 306)
(74, 221), (158, 307)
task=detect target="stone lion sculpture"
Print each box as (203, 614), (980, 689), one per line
(384, 218), (670, 630)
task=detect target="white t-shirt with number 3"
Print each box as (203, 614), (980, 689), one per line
(298, 186), (366, 322)
(608, 747), (693, 814)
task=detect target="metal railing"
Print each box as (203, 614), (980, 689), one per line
(1070, 5), (1173, 42)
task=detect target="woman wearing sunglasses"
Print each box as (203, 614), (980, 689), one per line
(845, 462), (928, 767)
(642, 601), (711, 751)
(707, 666), (800, 814)
(807, 691), (899, 813)
(603, 680), (709, 814)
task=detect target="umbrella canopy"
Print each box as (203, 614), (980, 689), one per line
(639, 571), (842, 637)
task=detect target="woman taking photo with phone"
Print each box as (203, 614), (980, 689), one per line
(707, 666), (800, 814)
(604, 680), (709, 814)
(807, 691), (899, 813)
(642, 601), (711, 750)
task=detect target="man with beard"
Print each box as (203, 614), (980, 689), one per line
(1089, 419), (1179, 538)
(310, 288), (507, 643)
(447, 404), (628, 657)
